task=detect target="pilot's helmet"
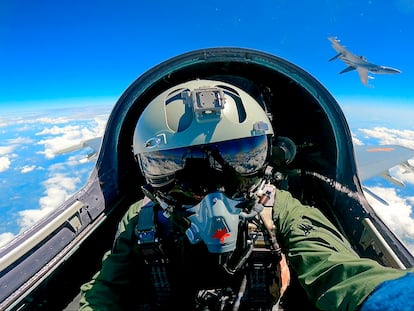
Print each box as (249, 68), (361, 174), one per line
(133, 79), (274, 193)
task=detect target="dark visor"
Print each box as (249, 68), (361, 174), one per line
(138, 135), (268, 185)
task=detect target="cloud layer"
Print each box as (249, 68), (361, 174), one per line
(0, 105), (110, 247)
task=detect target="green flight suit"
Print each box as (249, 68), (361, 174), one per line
(80, 189), (410, 311)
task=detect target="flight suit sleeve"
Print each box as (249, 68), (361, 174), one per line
(272, 189), (409, 311)
(79, 200), (146, 311)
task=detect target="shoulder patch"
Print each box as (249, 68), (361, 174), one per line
(263, 184), (276, 207)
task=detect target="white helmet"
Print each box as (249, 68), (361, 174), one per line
(133, 79), (274, 187)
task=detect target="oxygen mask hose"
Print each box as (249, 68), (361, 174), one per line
(224, 189), (271, 275)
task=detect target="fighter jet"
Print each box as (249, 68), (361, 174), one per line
(328, 36), (401, 85)
(1, 47), (413, 311)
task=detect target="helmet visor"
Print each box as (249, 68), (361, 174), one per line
(138, 135), (269, 186)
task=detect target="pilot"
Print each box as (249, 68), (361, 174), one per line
(80, 79), (414, 311)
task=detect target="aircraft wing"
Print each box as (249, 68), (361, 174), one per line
(339, 66), (357, 74)
(354, 145), (414, 185)
(54, 136), (103, 160)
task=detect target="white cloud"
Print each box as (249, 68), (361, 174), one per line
(407, 196), (414, 206)
(20, 165), (36, 173)
(0, 146), (15, 155)
(0, 156), (11, 172)
(36, 117), (70, 124)
(18, 173), (81, 230)
(351, 133), (364, 146)
(93, 116), (108, 130)
(0, 119), (9, 128)
(8, 116), (68, 128)
(36, 125), (79, 136)
(358, 127), (414, 149)
(364, 186), (414, 253)
(0, 137), (35, 172)
(7, 137), (33, 145)
(0, 232), (15, 248)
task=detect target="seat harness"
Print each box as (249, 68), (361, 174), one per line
(135, 176), (284, 310)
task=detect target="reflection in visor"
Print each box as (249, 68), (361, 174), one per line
(138, 135), (268, 182)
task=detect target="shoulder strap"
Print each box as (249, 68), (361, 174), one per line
(135, 199), (172, 307)
(135, 199), (163, 259)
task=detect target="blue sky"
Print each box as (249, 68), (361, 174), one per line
(1, 0), (414, 111)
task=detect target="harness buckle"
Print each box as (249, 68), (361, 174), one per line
(135, 203), (165, 263)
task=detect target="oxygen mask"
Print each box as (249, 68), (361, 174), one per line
(184, 191), (243, 254)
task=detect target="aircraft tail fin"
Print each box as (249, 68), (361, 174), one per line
(356, 68), (369, 85)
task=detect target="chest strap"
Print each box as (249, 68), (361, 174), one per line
(135, 202), (172, 307)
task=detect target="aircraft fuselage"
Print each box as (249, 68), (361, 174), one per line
(328, 37), (401, 84)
